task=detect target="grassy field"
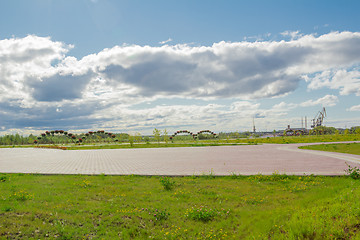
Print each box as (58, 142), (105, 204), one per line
(1, 173), (360, 239)
(241, 134), (359, 144)
(1, 134), (358, 151)
(65, 142), (242, 150)
(299, 142), (360, 155)
(61, 134), (360, 150)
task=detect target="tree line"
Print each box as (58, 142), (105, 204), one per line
(0, 126), (359, 145)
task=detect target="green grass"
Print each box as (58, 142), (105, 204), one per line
(0, 145), (35, 148)
(1, 134), (359, 150)
(65, 134), (360, 150)
(1, 173), (360, 239)
(299, 142), (360, 155)
(0, 142), (247, 150)
(241, 134), (360, 144)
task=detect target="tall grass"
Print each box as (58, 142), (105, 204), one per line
(1, 174), (359, 239)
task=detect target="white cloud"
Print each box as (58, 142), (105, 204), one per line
(230, 101), (259, 112)
(271, 102), (298, 111)
(280, 30), (303, 39)
(1, 32), (360, 132)
(300, 95), (339, 107)
(347, 105), (360, 111)
(0, 35), (73, 111)
(2, 32), (360, 104)
(159, 38), (173, 44)
(305, 69), (360, 96)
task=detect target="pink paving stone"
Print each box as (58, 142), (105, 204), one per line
(0, 143), (359, 175)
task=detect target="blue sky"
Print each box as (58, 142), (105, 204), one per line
(0, 0), (360, 135)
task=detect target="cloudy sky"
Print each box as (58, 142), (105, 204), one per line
(1, 0), (360, 135)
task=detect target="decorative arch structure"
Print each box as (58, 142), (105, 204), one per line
(285, 129), (304, 136)
(170, 130), (217, 140)
(195, 130), (217, 139)
(36, 130), (117, 144)
(170, 130), (195, 140)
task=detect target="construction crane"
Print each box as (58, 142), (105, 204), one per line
(311, 107), (327, 128)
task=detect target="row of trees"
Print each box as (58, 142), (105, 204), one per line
(0, 128), (218, 145)
(1, 126), (359, 145)
(308, 126), (360, 135)
(0, 132), (131, 145)
(0, 134), (37, 145)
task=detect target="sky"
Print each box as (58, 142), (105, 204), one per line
(0, 0), (360, 135)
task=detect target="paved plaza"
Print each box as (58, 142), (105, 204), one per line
(1, 143), (360, 175)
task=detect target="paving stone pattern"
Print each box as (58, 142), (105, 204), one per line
(1, 144), (360, 175)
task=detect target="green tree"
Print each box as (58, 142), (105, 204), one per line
(128, 135), (134, 147)
(350, 126), (360, 134)
(153, 128), (162, 144)
(229, 132), (240, 139)
(356, 128), (360, 135)
(134, 132), (142, 143)
(163, 129), (169, 144)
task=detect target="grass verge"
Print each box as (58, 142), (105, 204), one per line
(299, 142), (360, 155)
(1, 173), (360, 239)
(65, 142), (244, 150)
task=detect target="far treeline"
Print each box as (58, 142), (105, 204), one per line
(0, 126), (359, 146)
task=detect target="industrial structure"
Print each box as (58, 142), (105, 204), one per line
(311, 107), (327, 128)
(284, 107), (327, 136)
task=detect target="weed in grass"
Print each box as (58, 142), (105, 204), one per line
(0, 175), (7, 182)
(248, 174), (322, 194)
(152, 208), (170, 221)
(117, 208), (142, 214)
(159, 177), (175, 190)
(99, 173), (107, 180)
(201, 169), (216, 179)
(11, 190), (34, 201)
(197, 229), (229, 239)
(240, 195), (267, 205)
(229, 172), (245, 180)
(230, 172), (238, 179)
(161, 226), (229, 239)
(249, 172), (292, 182)
(185, 206), (230, 222)
(74, 179), (92, 188)
(1, 206), (12, 212)
(185, 206), (217, 222)
(159, 225), (187, 238)
(172, 190), (190, 199)
(282, 181), (319, 193)
(345, 163), (360, 179)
